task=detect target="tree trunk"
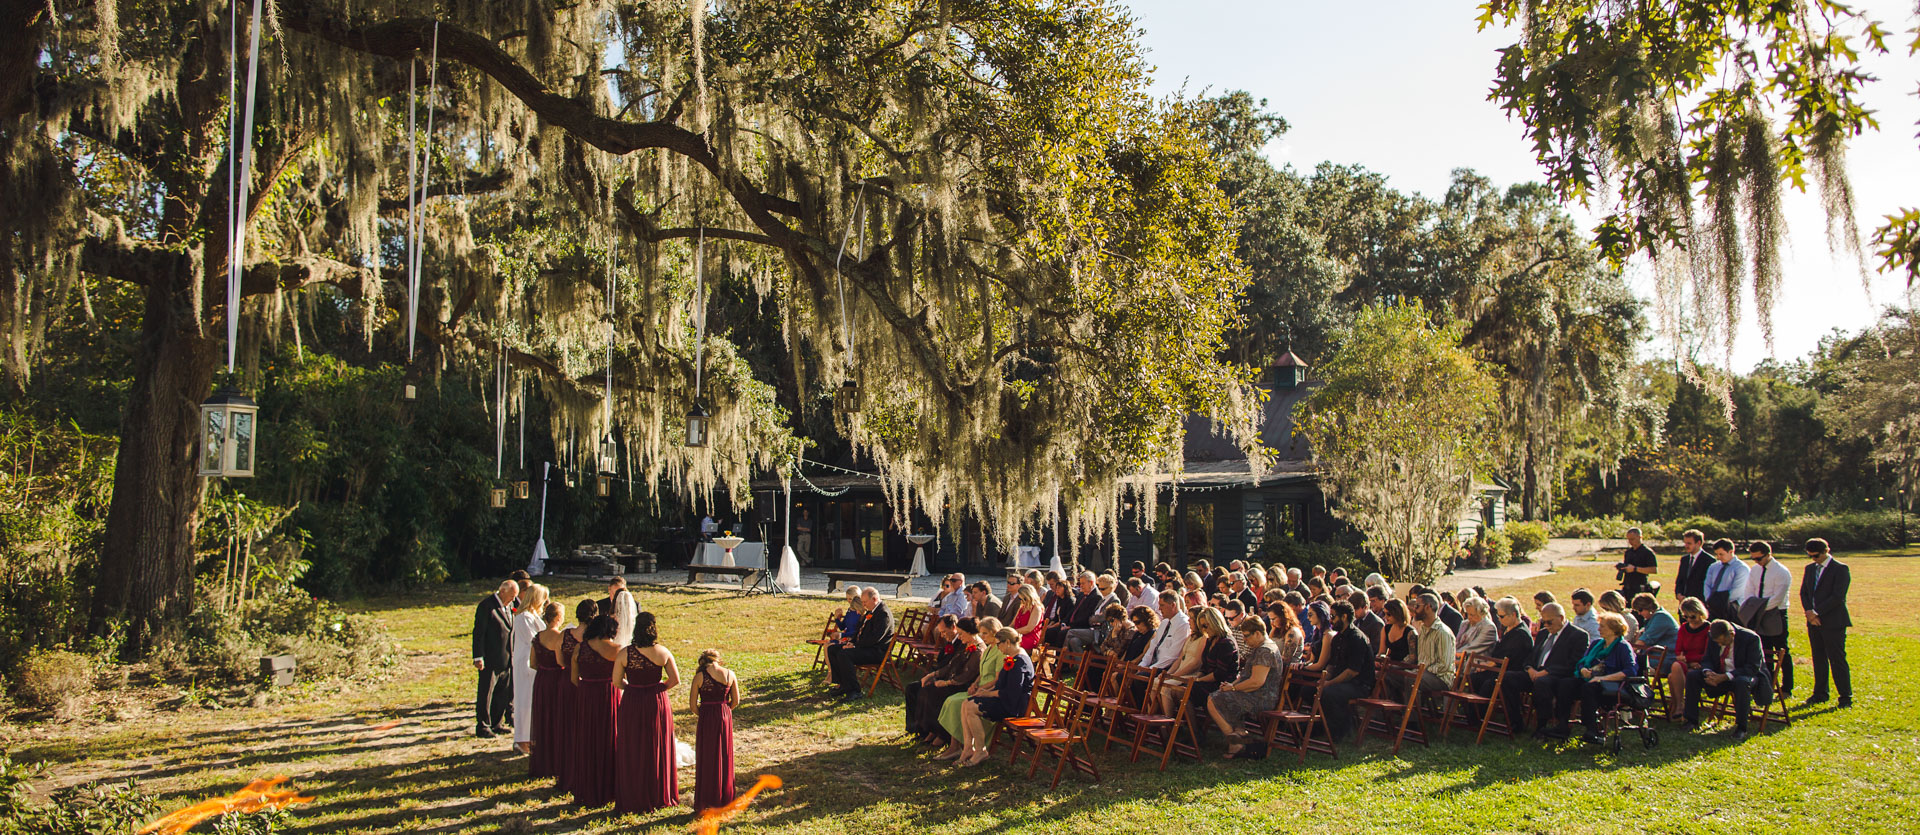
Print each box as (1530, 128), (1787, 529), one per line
(90, 272), (217, 656)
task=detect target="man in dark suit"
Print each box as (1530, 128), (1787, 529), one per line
(471, 580), (519, 738)
(1523, 602), (1589, 740)
(1674, 529), (1714, 602)
(828, 588), (895, 702)
(1352, 589), (1385, 649)
(1799, 537), (1852, 707)
(1684, 619), (1771, 740)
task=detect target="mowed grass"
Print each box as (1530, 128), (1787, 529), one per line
(13, 552), (1920, 834)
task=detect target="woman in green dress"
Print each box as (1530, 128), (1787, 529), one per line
(934, 617), (1003, 761)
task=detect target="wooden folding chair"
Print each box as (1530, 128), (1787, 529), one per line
(1437, 655), (1513, 743)
(1353, 659), (1429, 753)
(1261, 675), (1338, 762)
(1126, 669), (1200, 770)
(1642, 646), (1673, 714)
(1024, 688), (1102, 787)
(805, 616), (838, 674)
(859, 636), (912, 696)
(993, 676), (1063, 762)
(1097, 663), (1159, 753)
(1710, 647), (1793, 732)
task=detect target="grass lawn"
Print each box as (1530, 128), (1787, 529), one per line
(11, 551), (1920, 834)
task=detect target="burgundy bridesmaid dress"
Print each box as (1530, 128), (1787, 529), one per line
(613, 647), (678, 814)
(529, 638), (567, 779)
(554, 630), (582, 792)
(568, 641), (620, 807)
(693, 671), (736, 812)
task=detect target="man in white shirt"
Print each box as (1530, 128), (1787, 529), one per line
(1125, 577), (1159, 613)
(1140, 593), (1190, 671)
(699, 513), (719, 541)
(1702, 538), (1752, 621)
(1742, 541), (1794, 698)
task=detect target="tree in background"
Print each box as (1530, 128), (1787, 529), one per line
(1299, 303), (1499, 585)
(1819, 308), (1919, 513)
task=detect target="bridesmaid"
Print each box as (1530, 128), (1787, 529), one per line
(569, 614), (623, 807)
(691, 649), (739, 812)
(529, 600), (567, 779)
(614, 611), (680, 815)
(554, 599), (596, 793)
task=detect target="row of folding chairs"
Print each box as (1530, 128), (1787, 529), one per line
(1642, 645), (1794, 733)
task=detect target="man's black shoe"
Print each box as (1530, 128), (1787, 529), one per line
(1836, 696), (1852, 708)
(1729, 729), (1749, 742)
(1580, 732), (1604, 745)
(1802, 693), (1829, 707)
(476, 726), (497, 739)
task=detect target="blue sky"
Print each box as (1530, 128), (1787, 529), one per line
(1122, 0), (1919, 372)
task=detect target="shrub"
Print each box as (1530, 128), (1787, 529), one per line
(1506, 521), (1549, 561)
(1772, 511), (1903, 550)
(13, 648), (91, 711)
(0, 753), (158, 835)
(178, 589), (398, 687)
(1259, 538), (1373, 580)
(1463, 529), (1510, 568)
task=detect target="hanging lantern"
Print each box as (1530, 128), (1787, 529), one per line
(598, 434), (619, 475)
(596, 475), (612, 497)
(513, 481), (530, 499)
(198, 387), (258, 478)
(489, 487), (508, 508)
(685, 403), (711, 448)
(836, 379), (863, 413)
(403, 382), (418, 402)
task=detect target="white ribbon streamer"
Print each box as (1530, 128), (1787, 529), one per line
(692, 228), (707, 399)
(226, 0), (265, 373)
(407, 23), (440, 360)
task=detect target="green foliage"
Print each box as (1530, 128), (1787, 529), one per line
(1505, 520), (1549, 561)
(1299, 303), (1501, 584)
(1259, 537), (1373, 580)
(211, 808), (295, 835)
(175, 588), (399, 685)
(0, 754), (156, 835)
(1773, 511), (1906, 551)
(0, 410), (113, 676)
(12, 649), (92, 711)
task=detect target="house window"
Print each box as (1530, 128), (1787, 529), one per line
(1264, 501), (1298, 540)
(1184, 502), (1214, 560)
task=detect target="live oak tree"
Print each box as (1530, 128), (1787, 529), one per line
(3, 1), (1259, 652)
(1298, 303), (1499, 585)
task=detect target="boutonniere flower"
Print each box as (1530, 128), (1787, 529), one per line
(964, 644), (980, 653)
(1003, 657), (1017, 671)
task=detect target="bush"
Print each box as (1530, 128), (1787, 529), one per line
(1772, 511), (1903, 550)
(13, 648), (91, 711)
(180, 590), (399, 687)
(0, 753), (158, 835)
(1463, 529), (1510, 568)
(1260, 537), (1373, 580)
(1506, 521), (1549, 561)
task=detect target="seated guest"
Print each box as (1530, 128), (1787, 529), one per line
(827, 588), (893, 702)
(1059, 572), (1116, 651)
(907, 617), (981, 743)
(1523, 602), (1589, 740)
(1363, 572), (1387, 593)
(1139, 595), (1190, 671)
(1221, 598), (1246, 628)
(1436, 592), (1464, 635)
(1407, 593), (1456, 698)
(1125, 576), (1159, 612)
(1531, 591), (1557, 634)
(1009, 584), (1045, 651)
(966, 581), (1003, 621)
(1663, 597), (1712, 720)
(1041, 571), (1074, 627)
(1569, 588), (1600, 643)
(1683, 618), (1769, 741)
(1098, 604), (1143, 660)
(1208, 615), (1285, 758)
(1305, 576), (1328, 600)
(1121, 607), (1157, 661)
(1598, 590), (1639, 643)
(1181, 572), (1207, 608)
(1631, 593), (1678, 661)
(1357, 587), (1387, 649)
(1158, 608), (1238, 739)
(1282, 567), (1306, 597)
(1575, 612), (1638, 744)
(1477, 597), (1534, 699)
(934, 573), (971, 619)
(829, 587), (864, 641)
(1226, 572), (1256, 610)
(933, 617), (1002, 761)
(1455, 595), (1497, 657)
(1246, 570), (1269, 604)
(1318, 601), (1375, 742)
(1302, 600), (1331, 661)
(1380, 598), (1416, 663)
(956, 628), (1035, 767)
(1128, 561), (1148, 583)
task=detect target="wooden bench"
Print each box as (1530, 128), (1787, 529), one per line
(824, 570), (916, 598)
(686, 564), (765, 592)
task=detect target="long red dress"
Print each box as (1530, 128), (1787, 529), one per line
(554, 630), (582, 792)
(614, 647), (679, 814)
(693, 670), (736, 811)
(569, 641), (621, 807)
(529, 638), (567, 779)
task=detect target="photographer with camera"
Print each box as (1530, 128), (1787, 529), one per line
(1616, 527), (1658, 598)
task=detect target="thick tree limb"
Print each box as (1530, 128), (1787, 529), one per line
(377, 168), (514, 213)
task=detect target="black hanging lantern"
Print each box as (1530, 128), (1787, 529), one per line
(513, 480), (530, 500)
(198, 386), (258, 478)
(490, 487), (508, 508)
(836, 379), (863, 413)
(685, 403), (711, 448)
(598, 434), (619, 475)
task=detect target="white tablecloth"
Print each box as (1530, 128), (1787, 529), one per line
(697, 542), (766, 569)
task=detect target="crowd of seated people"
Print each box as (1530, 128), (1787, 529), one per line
(811, 540), (1842, 772)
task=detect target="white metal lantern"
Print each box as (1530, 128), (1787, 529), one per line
(403, 382), (418, 401)
(685, 403), (711, 448)
(490, 487), (508, 508)
(836, 379), (863, 413)
(198, 387), (258, 478)
(598, 434), (619, 475)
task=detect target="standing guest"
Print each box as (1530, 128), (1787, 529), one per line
(1523, 603), (1589, 740)
(1379, 599), (1416, 663)
(1674, 529), (1714, 603)
(510, 583), (552, 754)
(905, 616), (967, 738)
(1575, 612), (1639, 744)
(956, 628), (1036, 767)
(700, 512), (719, 542)
(967, 581), (1003, 620)
(934, 617), (1003, 761)
(1617, 527), (1659, 597)
(1455, 596), (1497, 657)
(472, 581), (519, 739)
(529, 601), (568, 780)
(1009, 584), (1045, 650)
(1139, 595), (1190, 671)
(614, 611), (679, 814)
(554, 598), (596, 792)
(1408, 593), (1456, 698)
(1597, 590), (1640, 643)
(1478, 598), (1534, 699)
(828, 588), (894, 702)
(1702, 538), (1751, 622)
(1181, 572), (1206, 608)
(1800, 538), (1851, 707)
(1741, 541), (1794, 699)
(691, 649), (739, 812)
(1568, 589), (1600, 643)
(1358, 587), (1388, 649)
(1125, 576), (1159, 613)
(1209, 615), (1284, 758)
(1683, 619), (1769, 740)
(1319, 602), (1375, 743)
(568, 615), (623, 807)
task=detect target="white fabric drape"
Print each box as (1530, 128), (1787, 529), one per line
(509, 611), (540, 744)
(528, 462), (550, 575)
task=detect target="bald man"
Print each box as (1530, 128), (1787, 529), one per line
(472, 580), (519, 737)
